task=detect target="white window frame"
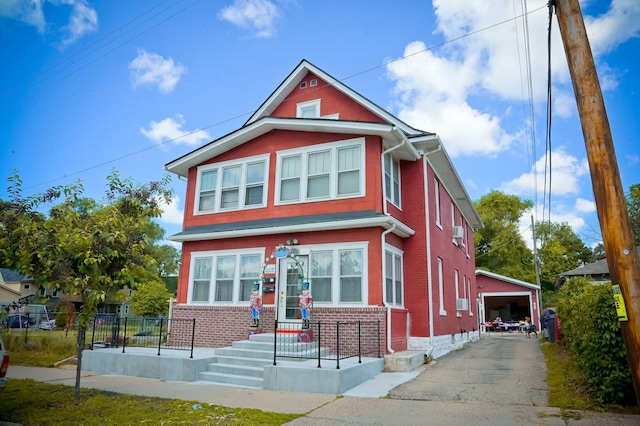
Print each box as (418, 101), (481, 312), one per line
(384, 246), (404, 307)
(438, 257), (446, 316)
(275, 138), (365, 205)
(296, 99), (321, 118)
(455, 269), (461, 317)
(435, 179), (442, 229)
(194, 155), (269, 215)
(305, 242), (369, 306)
(187, 249), (264, 304)
(384, 154), (401, 208)
(468, 277), (473, 316)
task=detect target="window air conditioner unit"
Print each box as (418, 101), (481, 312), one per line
(456, 298), (469, 311)
(452, 225), (465, 240)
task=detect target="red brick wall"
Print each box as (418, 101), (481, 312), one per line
(172, 304), (388, 355)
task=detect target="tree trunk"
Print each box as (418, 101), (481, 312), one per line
(74, 324), (86, 402)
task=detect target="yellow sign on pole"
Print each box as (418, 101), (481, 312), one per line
(612, 284), (628, 322)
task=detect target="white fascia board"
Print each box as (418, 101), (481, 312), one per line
(168, 215), (415, 242)
(246, 60), (425, 137)
(165, 118), (412, 177)
(476, 269), (540, 290)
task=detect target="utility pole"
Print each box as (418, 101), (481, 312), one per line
(552, 0), (640, 404)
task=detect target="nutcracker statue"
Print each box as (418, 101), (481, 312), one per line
(250, 282), (262, 327)
(298, 282), (312, 329)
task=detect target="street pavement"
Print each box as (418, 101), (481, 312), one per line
(3, 333), (639, 425)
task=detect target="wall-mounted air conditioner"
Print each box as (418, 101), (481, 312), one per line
(456, 298), (469, 311)
(452, 225), (465, 240)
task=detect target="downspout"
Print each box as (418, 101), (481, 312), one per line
(380, 126), (408, 354)
(422, 141), (442, 342)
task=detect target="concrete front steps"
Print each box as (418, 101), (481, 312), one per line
(198, 331), (328, 388)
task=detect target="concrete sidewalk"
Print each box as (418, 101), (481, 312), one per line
(4, 335), (639, 425)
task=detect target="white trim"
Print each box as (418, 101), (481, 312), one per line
(475, 269), (540, 290)
(274, 137), (365, 205)
(187, 248), (265, 305)
(434, 179), (441, 228)
(384, 244), (405, 308)
(168, 214), (415, 242)
(296, 99), (321, 118)
(194, 154), (269, 215)
(438, 257), (446, 316)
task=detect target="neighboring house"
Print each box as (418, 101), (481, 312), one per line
(0, 268), (130, 317)
(0, 268), (37, 304)
(165, 60), (483, 358)
(555, 246), (640, 289)
(475, 270), (541, 329)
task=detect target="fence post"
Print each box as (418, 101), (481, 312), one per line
(90, 317), (96, 350)
(336, 321), (340, 370)
(358, 321), (362, 364)
(122, 317), (128, 353)
(157, 317), (164, 356)
(189, 318), (195, 359)
(317, 321), (321, 368)
(273, 320), (278, 366)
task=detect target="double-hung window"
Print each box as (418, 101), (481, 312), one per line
(384, 154), (401, 207)
(195, 155), (268, 214)
(189, 251), (262, 304)
(385, 249), (403, 307)
(308, 244), (367, 305)
(276, 138), (364, 204)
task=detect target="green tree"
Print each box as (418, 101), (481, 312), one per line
(130, 280), (173, 317)
(626, 183), (640, 246)
(535, 221), (592, 289)
(474, 191), (535, 283)
(0, 170), (172, 400)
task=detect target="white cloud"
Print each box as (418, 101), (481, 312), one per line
(141, 114), (211, 147)
(500, 147), (590, 198)
(0, 0), (46, 32)
(627, 154), (640, 166)
(387, 43), (514, 157)
(129, 50), (186, 94)
(219, 0), (279, 38)
(60, 0), (98, 48)
(386, 0), (639, 157)
(158, 195), (184, 225)
(575, 198), (596, 213)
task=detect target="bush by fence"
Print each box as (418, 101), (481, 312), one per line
(556, 277), (634, 405)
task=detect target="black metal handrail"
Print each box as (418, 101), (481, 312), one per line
(273, 320), (381, 369)
(89, 316), (195, 358)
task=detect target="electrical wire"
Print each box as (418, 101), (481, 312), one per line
(19, 3), (549, 192)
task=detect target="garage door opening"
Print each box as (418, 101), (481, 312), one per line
(483, 295), (531, 322)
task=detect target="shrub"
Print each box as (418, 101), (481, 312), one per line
(55, 313), (67, 328)
(556, 277), (635, 405)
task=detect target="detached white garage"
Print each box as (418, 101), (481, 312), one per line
(476, 270), (542, 329)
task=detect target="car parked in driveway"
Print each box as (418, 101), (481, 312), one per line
(0, 334), (8, 392)
(7, 315), (35, 329)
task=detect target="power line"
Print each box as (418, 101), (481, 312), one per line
(20, 3), (549, 192)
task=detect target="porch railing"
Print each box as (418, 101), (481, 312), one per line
(89, 316), (196, 358)
(273, 320), (381, 369)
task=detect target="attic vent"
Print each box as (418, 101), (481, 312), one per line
(300, 82), (307, 89)
(310, 79), (317, 87)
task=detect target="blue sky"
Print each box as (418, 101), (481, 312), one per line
(1, 0), (638, 250)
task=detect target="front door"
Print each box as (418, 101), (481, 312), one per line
(277, 255), (308, 321)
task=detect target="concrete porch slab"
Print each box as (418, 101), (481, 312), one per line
(383, 350), (426, 372)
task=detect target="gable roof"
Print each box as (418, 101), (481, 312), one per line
(164, 59), (483, 230)
(245, 60), (425, 135)
(476, 269), (540, 291)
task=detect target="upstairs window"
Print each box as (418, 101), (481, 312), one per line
(276, 138), (364, 204)
(384, 154), (401, 207)
(195, 156), (268, 214)
(297, 99), (320, 118)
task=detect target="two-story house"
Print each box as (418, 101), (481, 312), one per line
(165, 60), (483, 358)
